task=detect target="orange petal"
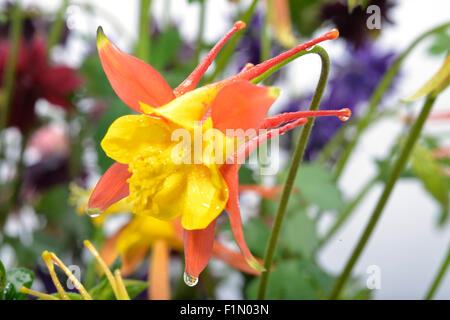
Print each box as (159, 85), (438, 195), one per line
(183, 220), (216, 278)
(219, 164), (265, 272)
(100, 226), (124, 267)
(148, 240), (171, 300)
(212, 242), (261, 276)
(211, 81), (279, 134)
(174, 21), (246, 96)
(88, 162), (131, 213)
(97, 27), (175, 112)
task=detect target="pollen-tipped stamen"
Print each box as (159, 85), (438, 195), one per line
(50, 253), (92, 300)
(235, 29), (339, 82)
(174, 21), (246, 96)
(83, 240), (120, 299)
(41, 251), (70, 300)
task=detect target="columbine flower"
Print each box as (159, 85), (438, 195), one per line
(20, 240), (132, 300)
(87, 21), (350, 284)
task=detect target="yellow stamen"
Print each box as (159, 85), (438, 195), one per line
(20, 286), (60, 300)
(83, 240), (119, 299)
(50, 253), (92, 300)
(42, 251), (70, 300)
(114, 269), (130, 300)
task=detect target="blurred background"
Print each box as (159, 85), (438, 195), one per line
(0, 0), (449, 300)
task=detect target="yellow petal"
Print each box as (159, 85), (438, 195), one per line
(181, 165), (228, 230)
(139, 85), (221, 130)
(101, 114), (172, 164)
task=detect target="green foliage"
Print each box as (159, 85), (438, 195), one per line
(243, 219), (271, 259)
(281, 210), (318, 258)
(3, 268), (34, 300)
(428, 30), (450, 56)
(411, 143), (449, 225)
(293, 163), (345, 211)
(0, 260), (6, 300)
(289, 0), (327, 37)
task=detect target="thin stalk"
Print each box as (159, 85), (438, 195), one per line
(47, 0), (69, 54)
(329, 94), (437, 299)
(0, 2), (23, 133)
(256, 46), (330, 299)
(205, 0), (258, 83)
(194, 0), (206, 66)
(136, 0), (152, 62)
(317, 175), (378, 249)
(333, 22), (450, 181)
(260, 0), (271, 63)
(424, 244), (450, 300)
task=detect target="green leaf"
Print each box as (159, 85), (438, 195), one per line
(428, 31), (450, 56)
(281, 210), (318, 258)
(89, 277), (148, 300)
(50, 292), (84, 300)
(411, 143), (449, 225)
(0, 260), (6, 300)
(294, 164), (345, 211)
(6, 268), (34, 300)
(149, 27), (182, 70)
(404, 54), (450, 101)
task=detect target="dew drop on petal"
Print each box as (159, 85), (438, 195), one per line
(86, 207), (102, 218)
(338, 115), (350, 122)
(183, 272), (198, 287)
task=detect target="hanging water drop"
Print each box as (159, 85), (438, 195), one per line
(338, 115), (350, 122)
(183, 272), (198, 287)
(86, 207), (102, 218)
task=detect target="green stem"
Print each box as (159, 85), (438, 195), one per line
(333, 22), (450, 181)
(317, 175), (378, 249)
(0, 2), (23, 133)
(205, 0), (258, 83)
(260, 0), (271, 63)
(424, 244), (450, 300)
(136, 0), (152, 62)
(256, 46), (330, 299)
(47, 0), (69, 54)
(194, 0), (206, 66)
(329, 94), (438, 299)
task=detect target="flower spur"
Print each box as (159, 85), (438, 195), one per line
(87, 21), (350, 284)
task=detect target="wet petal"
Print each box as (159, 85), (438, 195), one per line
(181, 165), (228, 230)
(219, 164), (265, 272)
(211, 81), (279, 134)
(101, 114), (172, 164)
(88, 162), (131, 213)
(183, 220), (216, 278)
(97, 27), (175, 112)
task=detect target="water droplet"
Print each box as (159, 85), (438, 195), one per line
(183, 272), (198, 287)
(338, 115), (350, 122)
(86, 207), (102, 218)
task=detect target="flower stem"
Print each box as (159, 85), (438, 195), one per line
(136, 0), (152, 62)
(205, 0), (258, 82)
(256, 46), (330, 300)
(329, 94), (438, 299)
(0, 1), (23, 133)
(424, 244), (450, 300)
(194, 0), (206, 66)
(332, 22), (450, 181)
(47, 0), (69, 54)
